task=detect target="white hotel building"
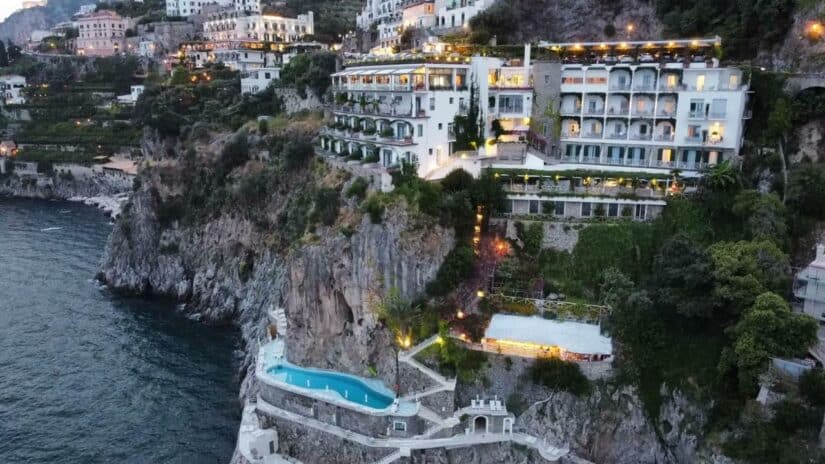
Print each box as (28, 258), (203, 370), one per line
(323, 39), (751, 221)
(166, 0), (258, 18)
(357, 0), (494, 49)
(203, 10), (314, 42)
(321, 48), (533, 180)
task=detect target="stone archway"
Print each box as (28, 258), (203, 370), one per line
(472, 415), (488, 434)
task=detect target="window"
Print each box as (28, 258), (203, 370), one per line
(264, 72), (270, 79)
(689, 99), (703, 118)
(581, 202), (591, 217)
(429, 97), (435, 111)
(498, 95), (523, 113)
(696, 74), (705, 91)
(635, 204), (646, 220)
(269, 441), (276, 454)
(608, 203), (619, 217)
(554, 201), (565, 216)
(544, 75), (550, 84)
(393, 421), (407, 432)
(728, 74), (739, 89)
(710, 99), (726, 118)
(438, 123), (443, 130)
(417, 124), (423, 137)
(529, 200), (539, 214)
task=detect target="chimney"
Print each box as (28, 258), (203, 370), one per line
(523, 43), (531, 69)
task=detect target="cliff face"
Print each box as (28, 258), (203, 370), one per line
(98, 146), (454, 390)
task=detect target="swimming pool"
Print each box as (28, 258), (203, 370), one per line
(267, 364), (395, 410)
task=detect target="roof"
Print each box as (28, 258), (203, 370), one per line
(484, 314), (613, 355)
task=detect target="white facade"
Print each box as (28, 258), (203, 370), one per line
(323, 51), (532, 179)
(544, 38), (749, 173)
(795, 244), (825, 322)
(116, 85), (145, 105)
(434, 0), (493, 29)
(203, 11), (314, 42)
(234, 0), (261, 13)
(166, 0), (232, 17)
(241, 67), (280, 94)
(75, 4), (97, 17)
(358, 0), (492, 49)
(0, 75), (27, 105)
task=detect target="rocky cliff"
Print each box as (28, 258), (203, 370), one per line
(97, 128), (455, 398)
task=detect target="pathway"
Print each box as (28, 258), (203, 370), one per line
(257, 396), (567, 463)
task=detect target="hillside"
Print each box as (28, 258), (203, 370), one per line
(0, 0), (92, 43)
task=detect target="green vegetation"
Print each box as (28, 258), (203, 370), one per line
(278, 52), (337, 98)
(528, 358), (590, 396)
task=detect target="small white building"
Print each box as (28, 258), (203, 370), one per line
(0, 75), (27, 105)
(482, 314), (613, 361)
(795, 244), (825, 321)
(74, 4), (97, 17)
(166, 0), (233, 18)
(241, 67), (280, 94)
(116, 85), (145, 105)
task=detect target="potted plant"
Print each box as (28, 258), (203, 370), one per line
(364, 126), (376, 136)
(380, 127), (394, 138)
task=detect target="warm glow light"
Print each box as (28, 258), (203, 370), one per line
(477, 290), (485, 298)
(806, 21), (824, 40)
(626, 23), (634, 32)
(457, 310), (465, 319)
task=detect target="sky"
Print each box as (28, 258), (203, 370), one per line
(0, 1), (26, 23)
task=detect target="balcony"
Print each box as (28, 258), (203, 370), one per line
(606, 132), (627, 140)
(583, 130), (603, 138)
(656, 109), (676, 118)
(583, 107), (605, 117)
(654, 133), (675, 142)
(631, 109), (654, 118)
(629, 133), (652, 141)
(609, 83), (631, 91)
(560, 107), (581, 116)
(561, 131), (581, 139)
(607, 107), (629, 116)
(331, 105), (426, 119)
(684, 135), (703, 143)
(708, 111), (726, 120)
(688, 111), (704, 120)
(633, 83), (656, 92)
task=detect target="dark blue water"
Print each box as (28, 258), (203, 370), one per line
(0, 198), (240, 464)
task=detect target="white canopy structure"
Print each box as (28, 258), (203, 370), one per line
(483, 314), (613, 359)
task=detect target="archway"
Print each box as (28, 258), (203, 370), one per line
(503, 417), (513, 434)
(473, 415), (488, 434)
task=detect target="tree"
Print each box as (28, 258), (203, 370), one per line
(441, 168), (474, 193)
(469, 168), (506, 226)
(452, 82), (484, 151)
(0, 41), (8, 68)
(701, 160), (740, 193)
(6, 40), (21, 61)
(786, 164), (825, 220)
(709, 241), (790, 316)
(723, 292), (818, 393)
(651, 235), (716, 318)
(599, 267), (635, 309)
(374, 288), (421, 345)
(732, 191), (788, 248)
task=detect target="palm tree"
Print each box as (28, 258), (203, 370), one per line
(702, 160), (739, 192)
(373, 288), (421, 395)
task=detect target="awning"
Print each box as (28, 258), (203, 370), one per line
(391, 67), (417, 74)
(332, 69), (355, 77)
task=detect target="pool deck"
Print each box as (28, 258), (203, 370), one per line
(256, 337), (420, 417)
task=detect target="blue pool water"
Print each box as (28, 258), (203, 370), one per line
(268, 364), (394, 409)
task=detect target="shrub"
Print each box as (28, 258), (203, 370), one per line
(528, 358), (590, 396)
(216, 132), (249, 179)
(346, 177), (369, 200)
(800, 369), (825, 408)
(501, 299), (536, 315)
(282, 138), (314, 170)
(258, 118), (268, 134)
(363, 193), (385, 224)
(380, 127), (394, 138)
(427, 243), (476, 296)
(310, 188), (340, 226)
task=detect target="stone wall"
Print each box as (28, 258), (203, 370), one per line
(419, 390), (456, 419)
(495, 217), (586, 252)
(269, 416), (395, 464)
